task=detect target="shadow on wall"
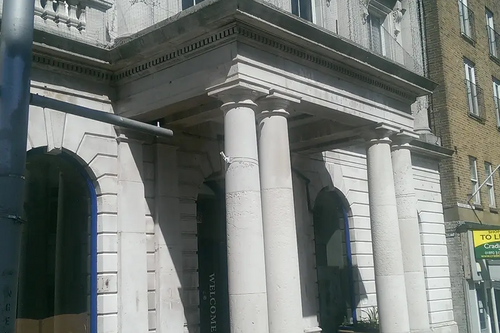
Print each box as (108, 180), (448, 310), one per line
(294, 157), (368, 333)
(142, 138), (228, 333)
(139, 137), (369, 333)
(141, 142), (201, 333)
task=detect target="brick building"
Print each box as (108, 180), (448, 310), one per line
(424, 0), (500, 332)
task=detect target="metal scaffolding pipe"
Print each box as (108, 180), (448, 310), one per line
(0, 1), (35, 332)
(30, 94), (174, 138)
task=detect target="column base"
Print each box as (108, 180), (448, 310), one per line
(228, 293), (269, 333)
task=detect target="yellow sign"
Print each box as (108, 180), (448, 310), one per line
(473, 230), (500, 259)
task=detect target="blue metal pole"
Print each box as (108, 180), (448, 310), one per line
(0, 0), (35, 332)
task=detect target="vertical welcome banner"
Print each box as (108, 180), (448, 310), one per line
(473, 230), (500, 259)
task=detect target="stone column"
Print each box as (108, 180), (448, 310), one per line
(116, 130), (149, 333)
(257, 93), (303, 333)
(365, 128), (410, 333)
(209, 86), (269, 333)
(391, 133), (431, 333)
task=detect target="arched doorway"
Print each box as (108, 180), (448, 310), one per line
(16, 150), (97, 333)
(313, 190), (354, 332)
(196, 181), (230, 333)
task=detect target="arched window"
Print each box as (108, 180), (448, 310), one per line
(313, 190), (354, 333)
(16, 151), (97, 333)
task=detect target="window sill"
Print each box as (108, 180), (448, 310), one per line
(490, 207), (498, 214)
(461, 33), (476, 46)
(468, 113), (485, 124)
(491, 54), (500, 67)
(473, 204), (484, 211)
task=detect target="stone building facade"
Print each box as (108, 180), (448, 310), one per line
(5, 0), (457, 333)
(423, 0), (500, 332)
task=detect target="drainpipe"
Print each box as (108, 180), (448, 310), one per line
(30, 94), (174, 138)
(0, 1), (35, 333)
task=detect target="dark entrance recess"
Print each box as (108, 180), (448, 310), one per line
(196, 181), (230, 333)
(313, 190), (354, 333)
(17, 152), (94, 333)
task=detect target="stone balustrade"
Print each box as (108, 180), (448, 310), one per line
(35, 0), (86, 31)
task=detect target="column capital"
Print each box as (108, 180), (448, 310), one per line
(391, 130), (419, 149)
(257, 89), (301, 120)
(207, 79), (270, 112)
(362, 123), (400, 145)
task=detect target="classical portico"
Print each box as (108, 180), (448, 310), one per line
(107, 0), (442, 327)
(201, 74), (431, 333)
(18, 0), (458, 332)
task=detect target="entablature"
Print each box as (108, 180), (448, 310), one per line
(25, 0), (435, 98)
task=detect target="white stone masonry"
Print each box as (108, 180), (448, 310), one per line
(116, 132), (149, 333)
(392, 133), (431, 333)
(257, 93), (303, 333)
(209, 85), (269, 333)
(365, 128), (411, 333)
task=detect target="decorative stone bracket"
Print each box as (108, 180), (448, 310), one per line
(361, 0), (372, 24)
(391, 0), (404, 37)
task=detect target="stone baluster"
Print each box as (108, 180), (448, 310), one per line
(77, 5), (86, 31)
(34, 0), (45, 17)
(67, 3), (79, 28)
(54, 0), (69, 25)
(43, 0), (57, 21)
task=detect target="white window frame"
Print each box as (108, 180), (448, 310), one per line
(291, 0), (315, 22)
(464, 59), (480, 116)
(485, 162), (496, 208)
(182, 0), (203, 10)
(487, 8), (497, 58)
(470, 157), (481, 205)
(459, 0), (473, 39)
(493, 78), (500, 127)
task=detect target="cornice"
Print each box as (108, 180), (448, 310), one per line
(113, 25), (239, 83)
(235, 25), (416, 100)
(24, 0), (434, 103)
(409, 139), (454, 159)
(32, 49), (113, 82)
(32, 23), (421, 102)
